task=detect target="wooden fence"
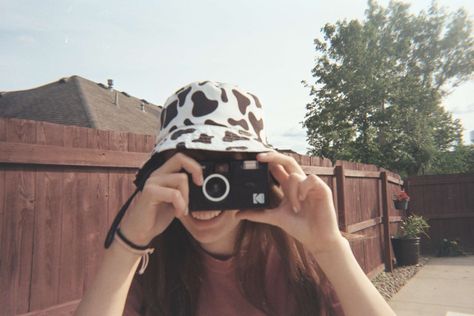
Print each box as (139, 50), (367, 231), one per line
(405, 173), (474, 254)
(0, 117), (404, 315)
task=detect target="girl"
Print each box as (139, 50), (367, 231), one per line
(75, 81), (395, 316)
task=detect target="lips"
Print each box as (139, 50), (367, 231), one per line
(190, 210), (223, 221)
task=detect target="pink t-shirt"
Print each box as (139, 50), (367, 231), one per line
(124, 247), (344, 316)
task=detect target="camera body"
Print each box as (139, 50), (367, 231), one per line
(188, 159), (271, 211)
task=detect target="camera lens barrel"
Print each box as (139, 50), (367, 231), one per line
(202, 173), (230, 202)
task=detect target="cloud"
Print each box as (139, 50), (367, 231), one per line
(267, 125), (309, 154)
(281, 126), (306, 138)
(16, 35), (37, 45)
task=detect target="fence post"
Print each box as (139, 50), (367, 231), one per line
(381, 171), (394, 272)
(335, 165), (348, 232)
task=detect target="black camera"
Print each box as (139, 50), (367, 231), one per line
(188, 159), (271, 211)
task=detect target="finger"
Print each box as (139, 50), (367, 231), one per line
(145, 185), (187, 217)
(287, 173), (304, 213)
(154, 173), (190, 214)
(158, 152), (204, 186)
(257, 152), (305, 176)
(269, 163), (289, 185)
(298, 174), (332, 201)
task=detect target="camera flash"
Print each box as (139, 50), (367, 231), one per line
(215, 162), (229, 173)
(242, 160), (259, 170)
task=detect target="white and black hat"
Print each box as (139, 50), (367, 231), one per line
(152, 80), (274, 155)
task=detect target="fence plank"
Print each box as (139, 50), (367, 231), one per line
(347, 217), (382, 233)
(6, 118), (36, 144)
(0, 168), (5, 310)
(335, 165), (347, 231)
(87, 129), (109, 151)
(144, 134), (155, 152)
(349, 239), (366, 273)
(301, 165), (334, 176)
(63, 125), (88, 149)
(109, 131), (129, 152)
(108, 170), (134, 228)
(0, 167), (36, 314)
(0, 141), (148, 168)
(58, 170), (87, 303)
(381, 172), (393, 272)
(36, 121), (64, 147)
(30, 169), (62, 310)
(345, 169), (380, 178)
(82, 170), (109, 292)
(128, 133), (147, 152)
(0, 117), (6, 141)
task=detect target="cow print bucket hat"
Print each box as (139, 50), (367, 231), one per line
(104, 81), (274, 249)
(152, 80), (274, 155)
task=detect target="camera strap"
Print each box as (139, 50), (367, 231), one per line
(104, 154), (163, 249)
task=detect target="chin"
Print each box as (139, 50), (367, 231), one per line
(189, 229), (226, 245)
(179, 210), (241, 253)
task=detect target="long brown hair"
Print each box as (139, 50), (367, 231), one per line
(132, 151), (338, 315)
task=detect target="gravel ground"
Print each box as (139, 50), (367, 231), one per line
(372, 257), (430, 301)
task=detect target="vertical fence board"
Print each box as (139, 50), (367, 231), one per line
(108, 171), (133, 228)
(335, 166), (347, 231)
(0, 117), (6, 141)
(30, 169), (62, 310)
(82, 170), (109, 291)
(63, 125), (88, 149)
(36, 122), (64, 147)
(127, 133), (137, 152)
(87, 129), (109, 150)
(349, 239), (365, 273)
(346, 177), (359, 226)
(0, 168), (36, 315)
(144, 134), (155, 153)
(381, 172), (393, 272)
(0, 168), (6, 312)
(58, 170), (87, 303)
(109, 131), (129, 152)
(6, 119), (36, 144)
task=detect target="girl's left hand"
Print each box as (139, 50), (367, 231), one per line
(237, 151), (345, 255)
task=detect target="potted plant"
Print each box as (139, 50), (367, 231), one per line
(393, 190), (410, 210)
(437, 238), (466, 257)
(391, 214), (430, 266)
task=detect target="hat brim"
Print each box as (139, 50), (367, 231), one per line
(152, 124), (274, 155)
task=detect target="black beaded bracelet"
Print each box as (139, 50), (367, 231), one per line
(116, 227), (150, 251)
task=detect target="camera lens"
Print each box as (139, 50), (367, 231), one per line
(202, 174), (230, 202)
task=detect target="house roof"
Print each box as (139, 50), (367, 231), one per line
(0, 75), (162, 136)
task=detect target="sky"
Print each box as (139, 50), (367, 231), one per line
(1, 0), (473, 153)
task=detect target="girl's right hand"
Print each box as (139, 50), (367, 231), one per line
(118, 152), (204, 246)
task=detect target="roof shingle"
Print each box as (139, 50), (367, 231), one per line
(0, 75), (162, 136)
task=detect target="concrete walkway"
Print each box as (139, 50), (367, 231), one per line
(390, 256), (474, 316)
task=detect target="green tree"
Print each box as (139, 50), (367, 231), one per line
(425, 144), (474, 174)
(303, 0), (473, 177)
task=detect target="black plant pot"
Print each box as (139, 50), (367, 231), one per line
(391, 237), (420, 266)
(393, 200), (408, 210)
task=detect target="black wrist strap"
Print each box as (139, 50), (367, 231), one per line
(116, 227), (150, 251)
(104, 153), (164, 249)
(104, 188), (141, 248)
